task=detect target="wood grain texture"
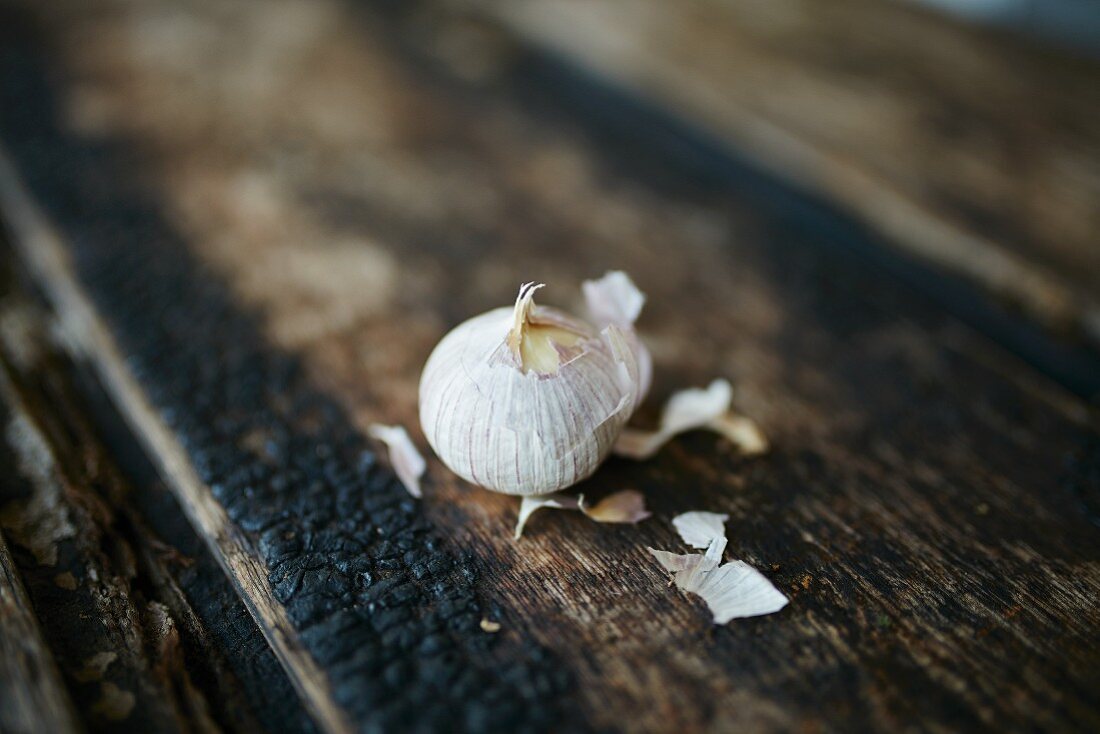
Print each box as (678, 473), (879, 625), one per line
(0, 5), (584, 733)
(0, 251), (316, 731)
(0, 363), (204, 734)
(0, 156), (352, 734)
(0, 529), (80, 734)
(0, 0), (1098, 732)
(466, 0), (1100, 347)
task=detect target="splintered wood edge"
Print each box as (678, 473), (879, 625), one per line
(0, 149), (353, 734)
(0, 529), (81, 734)
(473, 3), (1100, 341)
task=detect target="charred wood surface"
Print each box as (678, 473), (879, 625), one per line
(0, 251), (314, 731)
(0, 528), (80, 734)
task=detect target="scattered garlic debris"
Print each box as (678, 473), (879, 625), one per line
(480, 619), (501, 633)
(650, 512), (787, 624)
(368, 424), (426, 498)
(514, 494), (579, 540)
(708, 414), (768, 456)
(580, 490), (651, 524)
(615, 379), (768, 459)
(582, 270), (645, 328)
(583, 271), (652, 397)
(647, 547), (704, 574)
(672, 511), (729, 549)
(514, 490), (651, 539)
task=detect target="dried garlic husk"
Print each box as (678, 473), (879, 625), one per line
(672, 511), (729, 549)
(514, 493), (581, 539)
(368, 424), (426, 498)
(582, 271), (652, 398)
(513, 489), (651, 539)
(420, 275), (648, 496)
(650, 512), (788, 623)
(579, 490), (651, 524)
(615, 379), (768, 459)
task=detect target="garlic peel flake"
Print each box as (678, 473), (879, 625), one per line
(514, 494), (580, 540)
(583, 271), (645, 328)
(672, 554), (790, 623)
(651, 512), (788, 623)
(584, 271), (652, 399)
(514, 489), (650, 539)
(709, 414), (769, 456)
(368, 424), (426, 498)
(579, 490), (651, 524)
(672, 511), (730, 549)
(647, 548), (701, 574)
(615, 379), (768, 459)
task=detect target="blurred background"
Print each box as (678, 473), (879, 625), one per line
(416, 0), (1100, 398)
(4, 0), (1099, 375)
(913, 0), (1100, 56)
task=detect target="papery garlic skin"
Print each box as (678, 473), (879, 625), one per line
(419, 283), (642, 496)
(583, 271), (652, 400)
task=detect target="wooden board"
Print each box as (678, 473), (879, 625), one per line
(0, 529), (80, 734)
(469, 0), (1100, 347)
(0, 257), (315, 733)
(0, 0), (1098, 732)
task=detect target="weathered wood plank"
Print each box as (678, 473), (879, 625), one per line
(0, 159), (350, 734)
(0, 5), (584, 733)
(0, 529), (81, 734)
(463, 0), (1100, 349)
(0, 1), (1098, 733)
(0, 256), (316, 731)
(58, 335), (321, 734)
(0, 362), (200, 733)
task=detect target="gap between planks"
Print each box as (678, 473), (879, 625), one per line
(0, 529), (81, 734)
(0, 149), (353, 734)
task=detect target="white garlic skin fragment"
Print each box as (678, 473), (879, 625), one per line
(696, 560), (789, 623)
(615, 378), (768, 460)
(672, 511), (730, 549)
(583, 271), (652, 400)
(367, 424), (426, 498)
(514, 493), (580, 539)
(514, 489), (650, 539)
(420, 283), (642, 496)
(649, 533), (789, 623)
(579, 490), (651, 524)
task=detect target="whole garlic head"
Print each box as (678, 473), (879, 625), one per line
(419, 275), (649, 496)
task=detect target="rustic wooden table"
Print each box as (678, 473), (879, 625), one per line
(0, 1), (1098, 732)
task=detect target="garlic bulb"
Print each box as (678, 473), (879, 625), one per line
(419, 275), (648, 496)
